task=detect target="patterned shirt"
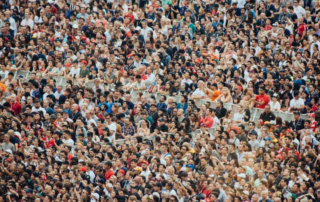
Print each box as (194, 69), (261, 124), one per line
(121, 125), (136, 136)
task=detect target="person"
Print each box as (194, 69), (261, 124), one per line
(259, 105), (276, 122)
(199, 108), (214, 128)
(251, 87), (270, 109)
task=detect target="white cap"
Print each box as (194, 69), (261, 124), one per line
(5, 149), (12, 154)
(237, 173), (246, 179)
(243, 191), (250, 195)
(270, 120), (276, 125)
(92, 193), (99, 200)
(135, 26), (142, 31)
(48, 0), (54, 4)
(73, 24), (79, 29)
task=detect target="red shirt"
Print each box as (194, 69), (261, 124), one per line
(125, 14), (134, 23)
(264, 25), (272, 31)
(43, 137), (55, 148)
(200, 116), (214, 128)
(105, 169), (114, 180)
(297, 24), (306, 38)
(141, 73), (147, 80)
(255, 94), (270, 109)
(10, 102), (22, 116)
(310, 120), (317, 132)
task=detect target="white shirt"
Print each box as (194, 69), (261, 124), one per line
(70, 67), (80, 77)
(289, 98), (304, 108)
(107, 122), (117, 132)
(310, 41), (320, 55)
(192, 88), (206, 99)
(34, 16), (43, 24)
(54, 90), (63, 99)
(21, 18), (34, 29)
(32, 106), (46, 115)
(140, 26), (153, 41)
(141, 169), (151, 180)
(212, 116), (219, 127)
(86, 118), (97, 126)
(232, 0), (246, 8)
(145, 73), (156, 88)
(62, 138), (74, 146)
(270, 101), (281, 111)
(180, 78), (192, 87)
(234, 112), (244, 122)
(294, 6), (306, 18)
(6, 17), (17, 32)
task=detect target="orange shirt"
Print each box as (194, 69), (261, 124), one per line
(0, 82), (6, 92)
(206, 89), (220, 101)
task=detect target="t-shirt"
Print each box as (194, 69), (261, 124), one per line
(105, 169), (114, 179)
(1, 142), (15, 151)
(206, 89), (220, 101)
(255, 94), (270, 109)
(43, 137), (55, 148)
(80, 68), (90, 78)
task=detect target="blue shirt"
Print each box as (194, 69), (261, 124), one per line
(157, 103), (167, 111)
(177, 102), (188, 113)
(106, 102), (113, 113)
(76, 13), (89, 20)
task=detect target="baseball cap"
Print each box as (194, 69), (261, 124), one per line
(79, 167), (87, 172)
(140, 160), (149, 165)
(134, 167), (142, 172)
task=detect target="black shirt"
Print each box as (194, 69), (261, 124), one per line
(159, 124), (168, 132)
(259, 111), (276, 122)
(290, 118), (305, 132)
(215, 107), (227, 119)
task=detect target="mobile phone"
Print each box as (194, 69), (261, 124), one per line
(19, 75), (23, 78)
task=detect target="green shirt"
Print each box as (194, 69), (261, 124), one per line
(161, 0), (171, 8)
(80, 68), (90, 78)
(189, 23), (196, 34)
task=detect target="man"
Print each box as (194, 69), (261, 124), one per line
(192, 80), (207, 100)
(177, 95), (188, 113)
(215, 101), (227, 119)
(251, 87), (269, 109)
(71, 104), (82, 122)
(234, 105), (245, 124)
(290, 91), (304, 112)
(104, 161), (114, 180)
(290, 111), (305, 133)
(249, 133), (260, 151)
(10, 94), (21, 116)
(133, 75), (147, 91)
(200, 108), (214, 128)
(259, 105), (276, 122)
(157, 95), (167, 112)
(158, 118), (168, 132)
(32, 99), (46, 115)
(1, 134), (15, 151)
(293, 0), (305, 18)
(121, 117), (136, 136)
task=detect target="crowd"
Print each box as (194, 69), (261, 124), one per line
(1, 0), (320, 201)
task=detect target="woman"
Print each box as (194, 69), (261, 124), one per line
(168, 121), (178, 133)
(301, 91), (310, 105)
(222, 110), (234, 126)
(189, 113), (200, 131)
(152, 78), (165, 93)
(216, 87), (232, 104)
(270, 94), (281, 111)
(137, 120), (150, 136)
